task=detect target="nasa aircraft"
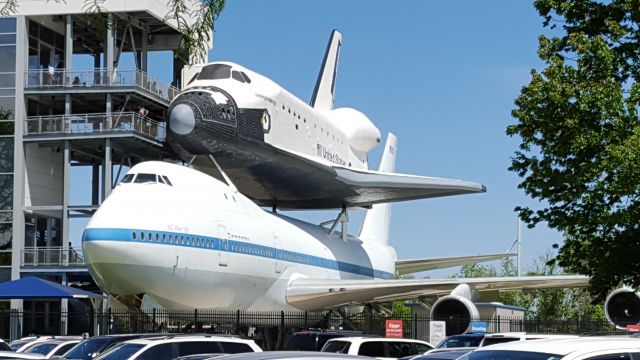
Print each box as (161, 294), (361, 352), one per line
(166, 30), (485, 209)
(83, 134), (588, 333)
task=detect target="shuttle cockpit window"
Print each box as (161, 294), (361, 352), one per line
(232, 70), (246, 83)
(187, 72), (200, 85)
(198, 64), (231, 80)
(240, 72), (251, 83)
(133, 173), (156, 184)
(120, 174), (134, 184)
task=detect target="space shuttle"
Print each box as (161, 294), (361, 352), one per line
(83, 134), (589, 335)
(166, 30), (485, 209)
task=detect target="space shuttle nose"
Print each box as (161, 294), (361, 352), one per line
(169, 103), (196, 135)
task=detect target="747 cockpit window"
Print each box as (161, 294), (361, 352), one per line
(120, 174), (134, 184)
(198, 64), (231, 80)
(134, 173), (156, 184)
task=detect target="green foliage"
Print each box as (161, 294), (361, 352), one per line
(456, 255), (604, 320)
(507, 0), (640, 300)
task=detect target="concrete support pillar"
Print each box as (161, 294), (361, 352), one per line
(92, 164), (100, 205)
(62, 141), (70, 264)
(10, 16), (28, 340)
(102, 139), (112, 200)
(65, 15), (73, 81)
(60, 273), (68, 336)
(141, 27), (148, 73)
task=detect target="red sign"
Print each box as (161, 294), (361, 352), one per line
(386, 320), (403, 338)
(627, 324), (640, 332)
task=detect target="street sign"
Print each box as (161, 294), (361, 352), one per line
(429, 321), (446, 345)
(470, 321), (488, 333)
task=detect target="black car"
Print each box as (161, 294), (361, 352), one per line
(59, 334), (162, 360)
(284, 330), (369, 352)
(435, 334), (485, 349)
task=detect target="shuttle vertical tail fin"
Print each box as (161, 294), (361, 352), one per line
(359, 133), (397, 245)
(310, 30), (342, 111)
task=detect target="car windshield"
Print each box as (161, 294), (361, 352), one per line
(95, 343), (144, 360)
(63, 338), (110, 360)
(25, 342), (58, 355)
(9, 340), (30, 351)
(437, 336), (483, 348)
(458, 350), (562, 360)
(284, 334), (318, 351)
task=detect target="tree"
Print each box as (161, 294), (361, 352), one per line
(0, 0), (225, 64)
(506, 0), (640, 300)
(455, 255), (604, 320)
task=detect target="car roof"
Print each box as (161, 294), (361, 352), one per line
(327, 337), (429, 343)
(214, 351), (372, 360)
(474, 337), (640, 355)
(124, 334), (252, 345)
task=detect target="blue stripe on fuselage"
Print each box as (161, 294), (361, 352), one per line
(82, 228), (394, 279)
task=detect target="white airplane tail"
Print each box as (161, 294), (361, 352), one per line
(359, 133), (397, 245)
(310, 30), (342, 112)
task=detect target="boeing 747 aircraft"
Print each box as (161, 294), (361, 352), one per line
(83, 134), (588, 334)
(166, 30), (485, 209)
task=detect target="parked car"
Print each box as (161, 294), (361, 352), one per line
(94, 334), (262, 360)
(478, 332), (578, 347)
(58, 334), (164, 360)
(199, 351), (374, 360)
(22, 340), (81, 358)
(460, 337), (640, 360)
(401, 349), (475, 360)
(321, 337), (433, 360)
(284, 330), (368, 352)
(434, 334), (486, 349)
(10, 337), (84, 353)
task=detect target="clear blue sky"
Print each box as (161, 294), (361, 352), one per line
(203, 0), (559, 277)
(72, 1), (563, 277)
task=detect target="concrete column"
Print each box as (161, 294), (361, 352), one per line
(60, 273), (68, 336)
(92, 164), (99, 205)
(141, 27), (148, 73)
(10, 15), (28, 340)
(62, 141), (69, 264)
(103, 139), (112, 200)
(65, 15), (73, 82)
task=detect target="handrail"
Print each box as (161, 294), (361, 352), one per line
(24, 68), (179, 102)
(21, 247), (84, 267)
(24, 112), (166, 142)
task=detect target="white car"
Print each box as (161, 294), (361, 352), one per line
(94, 335), (262, 360)
(321, 337), (433, 360)
(478, 332), (578, 347)
(461, 337), (640, 360)
(9, 337), (83, 353)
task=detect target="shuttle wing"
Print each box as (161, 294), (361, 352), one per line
(286, 275), (589, 311)
(396, 253), (516, 274)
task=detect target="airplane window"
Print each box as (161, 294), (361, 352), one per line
(298, 115), (300, 119)
(187, 72), (200, 85)
(148, 232), (152, 241)
(303, 118), (306, 123)
(155, 233), (159, 242)
(169, 235), (173, 243)
(162, 234), (166, 242)
(295, 125), (298, 130)
(141, 232), (145, 240)
(158, 176), (166, 184)
(134, 173), (156, 184)
(197, 64), (231, 80)
(240, 71), (251, 83)
(231, 71), (246, 83)
(282, 105), (285, 110)
(162, 176), (173, 186)
(132, 232), (136, 240)
(120, 174), (134, 184)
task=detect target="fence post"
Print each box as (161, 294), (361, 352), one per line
(497, 315), (500, 333)
(107, 308), (111, 334)
(236, 310), (240, 334)
(413, 313), (417, 339)
(152, 308), (156, 332)
(304, 311), (308, 328)
(194, 309), (198, 333)
(278, 311), (285, 350)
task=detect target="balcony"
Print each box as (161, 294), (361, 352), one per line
(25, 112), (166, 143)
(21, 247), (85, 267)
(25, 68), (179, 105)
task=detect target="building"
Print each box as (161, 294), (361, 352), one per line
(1, 0), (201, 338)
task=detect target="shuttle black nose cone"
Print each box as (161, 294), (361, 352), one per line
(169, 104), (196, 135)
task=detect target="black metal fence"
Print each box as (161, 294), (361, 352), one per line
(0, 309), (617, 349)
